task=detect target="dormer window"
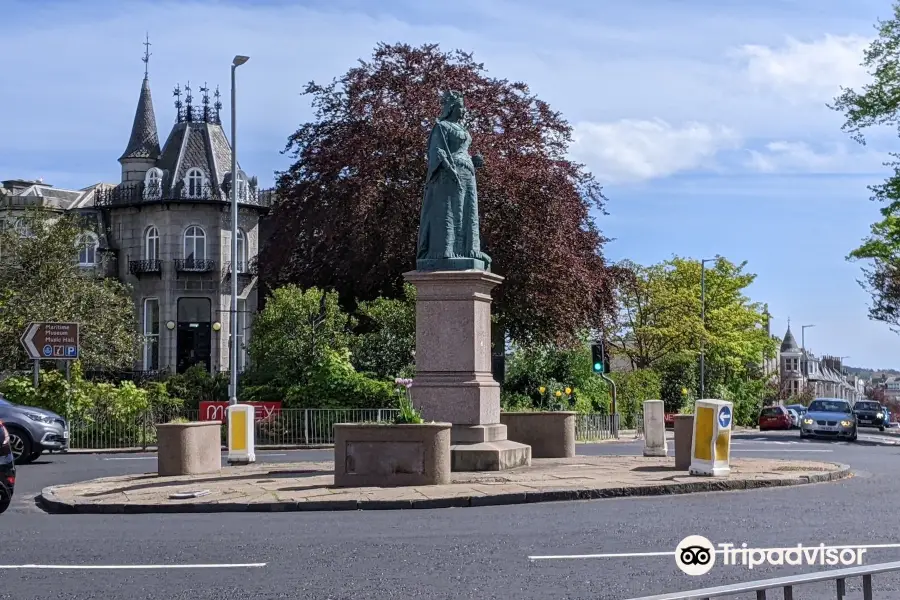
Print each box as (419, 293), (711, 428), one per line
(184, 168), (206, 199)
(144, 168), (163, 200)
(236, 173), (246, 201)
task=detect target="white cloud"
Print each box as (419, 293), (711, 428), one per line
(745, 140), (887, 174)
(735, 34), (871, 103)
(571, 119), (740, 184)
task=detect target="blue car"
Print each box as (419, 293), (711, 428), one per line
(800, 398), (857, 442)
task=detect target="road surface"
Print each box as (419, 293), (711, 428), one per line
(3, 431), (897, 599)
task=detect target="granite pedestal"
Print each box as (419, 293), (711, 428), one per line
(404, 269), (531, 471)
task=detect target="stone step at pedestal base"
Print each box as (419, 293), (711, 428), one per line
(451, 439), (531, 472)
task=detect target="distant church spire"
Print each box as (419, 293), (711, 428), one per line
(119, 35), (161, 162)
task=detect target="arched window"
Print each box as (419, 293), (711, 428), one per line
(77, 232), (99, 266)
(144, 168), (163, 200)
(145, 226), (159, 260)
(14, 217), (33, 238)
(235, 229), (247, 272)
(183, 225), (206, 262)
(184, 168), (205, 198)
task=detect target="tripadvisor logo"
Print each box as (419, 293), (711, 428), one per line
(675, 536), (868, 575)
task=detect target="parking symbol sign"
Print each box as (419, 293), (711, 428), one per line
(66, 346), (77, 357)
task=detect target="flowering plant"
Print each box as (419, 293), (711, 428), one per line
(393, 378), (423, 424)
(537, 384), (575, 411)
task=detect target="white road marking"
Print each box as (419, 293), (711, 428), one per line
(529, 543), (900, 561)
(732, 449), (833, 453)
(0, 563), (267, 570)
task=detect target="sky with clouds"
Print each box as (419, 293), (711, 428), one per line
(2, 0), (898, 368)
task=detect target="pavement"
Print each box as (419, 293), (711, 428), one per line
(38, 455), (849, 514)
(3, 431), (900, 600)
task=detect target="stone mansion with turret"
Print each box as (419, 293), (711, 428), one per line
(0, 63), (273, 377)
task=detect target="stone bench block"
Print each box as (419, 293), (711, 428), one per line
(334, 422), (451, 487)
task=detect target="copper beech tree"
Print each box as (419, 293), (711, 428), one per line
(262, 43), (617, 344)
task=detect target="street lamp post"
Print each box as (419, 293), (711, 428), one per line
(700, 258), (715, 400)
(801, 324), (815, 350)
(229, 54), (249, 406)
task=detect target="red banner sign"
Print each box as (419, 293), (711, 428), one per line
(198, 401), (282, 422)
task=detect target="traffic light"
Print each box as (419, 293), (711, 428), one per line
(591, 341), (607, 374)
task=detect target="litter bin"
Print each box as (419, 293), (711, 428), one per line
(674, 414), (694, 470)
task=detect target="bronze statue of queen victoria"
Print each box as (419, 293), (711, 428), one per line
(416, 90), (491, 272)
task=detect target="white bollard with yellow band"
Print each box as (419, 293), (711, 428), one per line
(227, 403), (256, 465)
(689, 399), (732, 477)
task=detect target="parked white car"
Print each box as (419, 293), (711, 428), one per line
(786, 408), (800, 429)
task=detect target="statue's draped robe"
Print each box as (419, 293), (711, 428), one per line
(417, 119), (486, 264)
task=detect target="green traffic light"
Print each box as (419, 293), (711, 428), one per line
(593, 362), (602, 371)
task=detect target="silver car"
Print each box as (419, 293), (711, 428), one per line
(799, 398), (857, 442)
(0, 395), (68, 463)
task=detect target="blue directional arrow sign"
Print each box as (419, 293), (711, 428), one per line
(718, 406), (732, 428)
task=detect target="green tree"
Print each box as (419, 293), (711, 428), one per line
(607, 259), (695, 369)
(245, 285), (349, 388)
(503, 337), (610, 413)
(349, 283), (416, 379)
(609, 256), (776, 387)
(831, 2), (900, 329)
(0, 209), (139, 373)
(656, 351), (697, 413)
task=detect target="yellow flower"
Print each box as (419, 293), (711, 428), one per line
(681, 387), (688, 396)
(555, 390), (562, 397)
(538, 386), (546, 394)
(565, 387), (572, 395)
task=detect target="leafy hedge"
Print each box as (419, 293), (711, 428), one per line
(0, 363), (183, 448)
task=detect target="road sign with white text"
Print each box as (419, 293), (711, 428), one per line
(20, 322), (80, 360)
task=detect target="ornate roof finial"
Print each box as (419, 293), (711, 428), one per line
(200, 82), (210, 121)
(142, 33), (152, 78)
(787, 317), (791, 329)
(184, 81), (193, 122)
(173, 84), (183, 122)
(214, 86), (222, 122)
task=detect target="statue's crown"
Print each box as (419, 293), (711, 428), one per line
(442, 90), (462, 107)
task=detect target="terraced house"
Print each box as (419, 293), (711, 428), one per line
(778, 323), (864, 402)
(0, 63), (274, 377)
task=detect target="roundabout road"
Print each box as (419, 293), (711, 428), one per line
(4, 432), (899, 600)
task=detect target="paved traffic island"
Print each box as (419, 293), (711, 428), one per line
(37, 456), (850, 514)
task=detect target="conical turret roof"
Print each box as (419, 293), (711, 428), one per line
(780, 325), (800, 352)
(119, 76), (160, 161)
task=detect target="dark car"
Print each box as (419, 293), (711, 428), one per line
(0, 420), (16, 513)
(853, 400), (888, 431)
(800, 398), (857, 441)
(759, 406), (792, 431)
